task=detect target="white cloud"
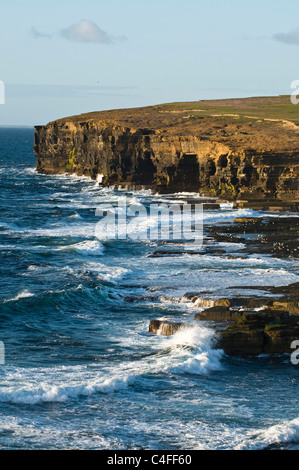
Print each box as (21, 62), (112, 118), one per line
(31, 27), (52, 39)
(60, 20), (113, 44)
(274, 27), (299, 45)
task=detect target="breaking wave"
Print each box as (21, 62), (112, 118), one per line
(58, 239), (104, 256)
(0, 324), (223, 405)
(4, 290), (35, 303)
(236, 417), (299, 449)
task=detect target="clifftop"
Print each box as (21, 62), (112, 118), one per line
(49, 95), (299, 153)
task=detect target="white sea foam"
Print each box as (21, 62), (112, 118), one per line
(68, 212), (82, 220)
(4, 290), (35, 303)
(159, 325), (223, 375)
(0, 324), (222, 405)
(58, 240), (104, 256)
(0, 373), (133, 405)
(0, 414), (116, 449)
(203, 208), (256, 221)
(236, 417), (299, 449)
(115, 324), (224, 376)
(26, 265), (40, 271)
(84, 262), (130, 282)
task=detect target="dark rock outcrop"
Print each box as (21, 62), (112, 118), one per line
(194, 306), (239, 322)
(218, 312), (299, 356)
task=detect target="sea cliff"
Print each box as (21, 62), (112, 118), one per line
(34, 96), (299, 210)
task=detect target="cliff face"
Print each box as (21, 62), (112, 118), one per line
(34, 96), (299, 207)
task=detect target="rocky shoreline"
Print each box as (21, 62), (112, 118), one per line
(149, 282), (299, 356)
(148, 215), (299, 357)
(33, 96), (299, 357)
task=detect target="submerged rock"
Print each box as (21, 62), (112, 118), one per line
(209, 217), (299, 258)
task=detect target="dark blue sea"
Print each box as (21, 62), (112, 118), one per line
(0, 127), (298, 450)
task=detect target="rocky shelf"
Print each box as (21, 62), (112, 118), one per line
(34, 95), (299, 210)
(149, 282), (299, 356)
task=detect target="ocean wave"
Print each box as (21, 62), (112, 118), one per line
(3, 290), (35, 303)
(83, 262), (130, 282)
(0, 324), (223, 405)
(110, 323), (224, 379)
(113, 324), (224, 377)
(58, 240), (104, 256)
(0, 373), (133, 405)
(159, 325), (223, 375)
(0, 221), (26, 232)
(0, 414), (117, 450)
(236, 417), (299, 449)
(22, 224), (98, 238)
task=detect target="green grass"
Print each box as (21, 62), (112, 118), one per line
(56, 95), (299, 127)
(156, 96), (299, 125)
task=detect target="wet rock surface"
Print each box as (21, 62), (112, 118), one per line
(149, 320), (188, 336)
(208, 216), (299, 258)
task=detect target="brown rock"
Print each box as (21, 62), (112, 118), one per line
(195, 306), (238, 322)
(264, 326), (299, 354)
(149, 320), (185, 336)
(234, 217), (261, 224)
(218, 329), (265, 356)
(270, 300), (299, 315)
(214, 298), (231, 307)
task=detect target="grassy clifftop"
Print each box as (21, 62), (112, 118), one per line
(54, 94), (299, 126)
(157, 95), (299, 124)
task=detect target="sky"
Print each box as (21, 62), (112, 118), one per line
(0, 0), (299, 126)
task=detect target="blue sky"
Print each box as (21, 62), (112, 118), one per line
(0, 0), (299, 125)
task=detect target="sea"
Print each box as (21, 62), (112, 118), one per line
(0, 127), (298, 450)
